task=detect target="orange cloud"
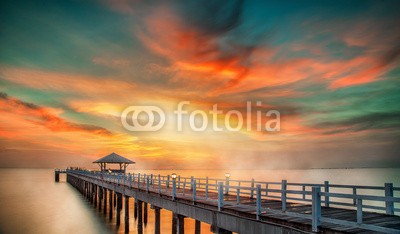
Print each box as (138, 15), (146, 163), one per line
(136, 4), (258, 95)
(0, 92), (111, 136)
(329, 52), (399, 89)
(0, 66), (136, 99)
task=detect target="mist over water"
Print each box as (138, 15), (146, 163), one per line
(0, 168), (399, 234)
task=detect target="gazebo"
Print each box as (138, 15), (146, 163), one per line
(93, 152), (135, 173)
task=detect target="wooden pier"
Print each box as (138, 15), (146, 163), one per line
(62, 170), (400, 233)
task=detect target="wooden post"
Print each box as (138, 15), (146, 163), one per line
(352, 187), (357, 206)
(118, 193), (122, 210)
(324, 181), (330, 207)
(103, 188), (107, 214)
(312, 186), (321, 232)
(192, 180), (197, 203)
(172, 178), (177, 200)
(281, 180), (287, 212)
(89, 183), (92, 203)
(114, 192), (117, 208)
(218, 182), (224, 211)
(158, 174), (161, 194)
(385, 183), (394, 215)
(143, 202), (148, 225)
(177, 214), (185, 234)
(138, 173), (141, 190)
(266, 183), (269, 197)
(172, 213), (177, 234)
(109, 190), (113, 220)
(167, 175), (170, 188)
(137, 200), (143, 232)
(250, 178), (255, 199)
(205, 177), (209, 199)
(210, 226), (232, 234)
(92, 184), (95, 204)
(125, 196), (129, 232)
(146, 176), (150, 193)
(190, 176), (194, 191)
(55, 171), (60, 182)
(116, 193), (121, 225)
(134, 200), (138, 219)
(154, 207), (161, 234)
(236, 188), (241, 205)
(357, 198), (363, 224)
(256, 184), (261, 220)
(302, 185), (305, 200)
(98, 186), (102, 211)
(86, 182), (89, 199)
(178, 175), (181, 188)
(225, 176), (230, 195)
(195, 220), (201, 234)
(95, 185), (98, 207)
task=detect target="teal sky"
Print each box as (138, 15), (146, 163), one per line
(0, 0), (399, 169)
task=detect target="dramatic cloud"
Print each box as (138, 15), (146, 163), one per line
(0, 92), (112, 136)
(1, 0), (400, 168)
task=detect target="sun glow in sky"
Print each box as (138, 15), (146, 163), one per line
(0, 0), (399, 169)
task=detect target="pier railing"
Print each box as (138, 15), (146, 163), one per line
(67, 170), (400, 233)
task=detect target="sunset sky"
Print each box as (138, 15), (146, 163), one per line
(0, 0), (399, 169)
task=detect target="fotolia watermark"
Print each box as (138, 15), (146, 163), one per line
(121, 101), (280, 132)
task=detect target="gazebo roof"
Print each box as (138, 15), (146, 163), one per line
(93, 152), (135, 164)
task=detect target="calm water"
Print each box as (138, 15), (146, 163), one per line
(0, 168), (399, 234)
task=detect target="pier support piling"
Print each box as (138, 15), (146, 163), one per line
(154, 207), (161, 234)
(94, 185), (97, 208)
(98, 186), (102, 211)
(211, 225), (232, 234)
(55, 172), (60, 182)
(116, 193), (122, 225)
(109, 189), (113, 220)
(114, 192), (117, 208)
(89, 183), (93, 203)
(172, 213), (177, 234)
(195, 220), (201, 234)
(134, 200), (138, 219)
(177, 214), (185, 234)
(137, 200), (143, 234)
(92, 184), (95, 204)
(103, 188), (107, 214)
(125, 195), (129, 233)
(143, 202), (148, 225)
(87, 183), (89, 200)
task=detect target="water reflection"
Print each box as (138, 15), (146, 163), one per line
(0, 168), (399, 233)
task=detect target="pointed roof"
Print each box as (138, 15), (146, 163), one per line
(93, 152), (135, 164)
